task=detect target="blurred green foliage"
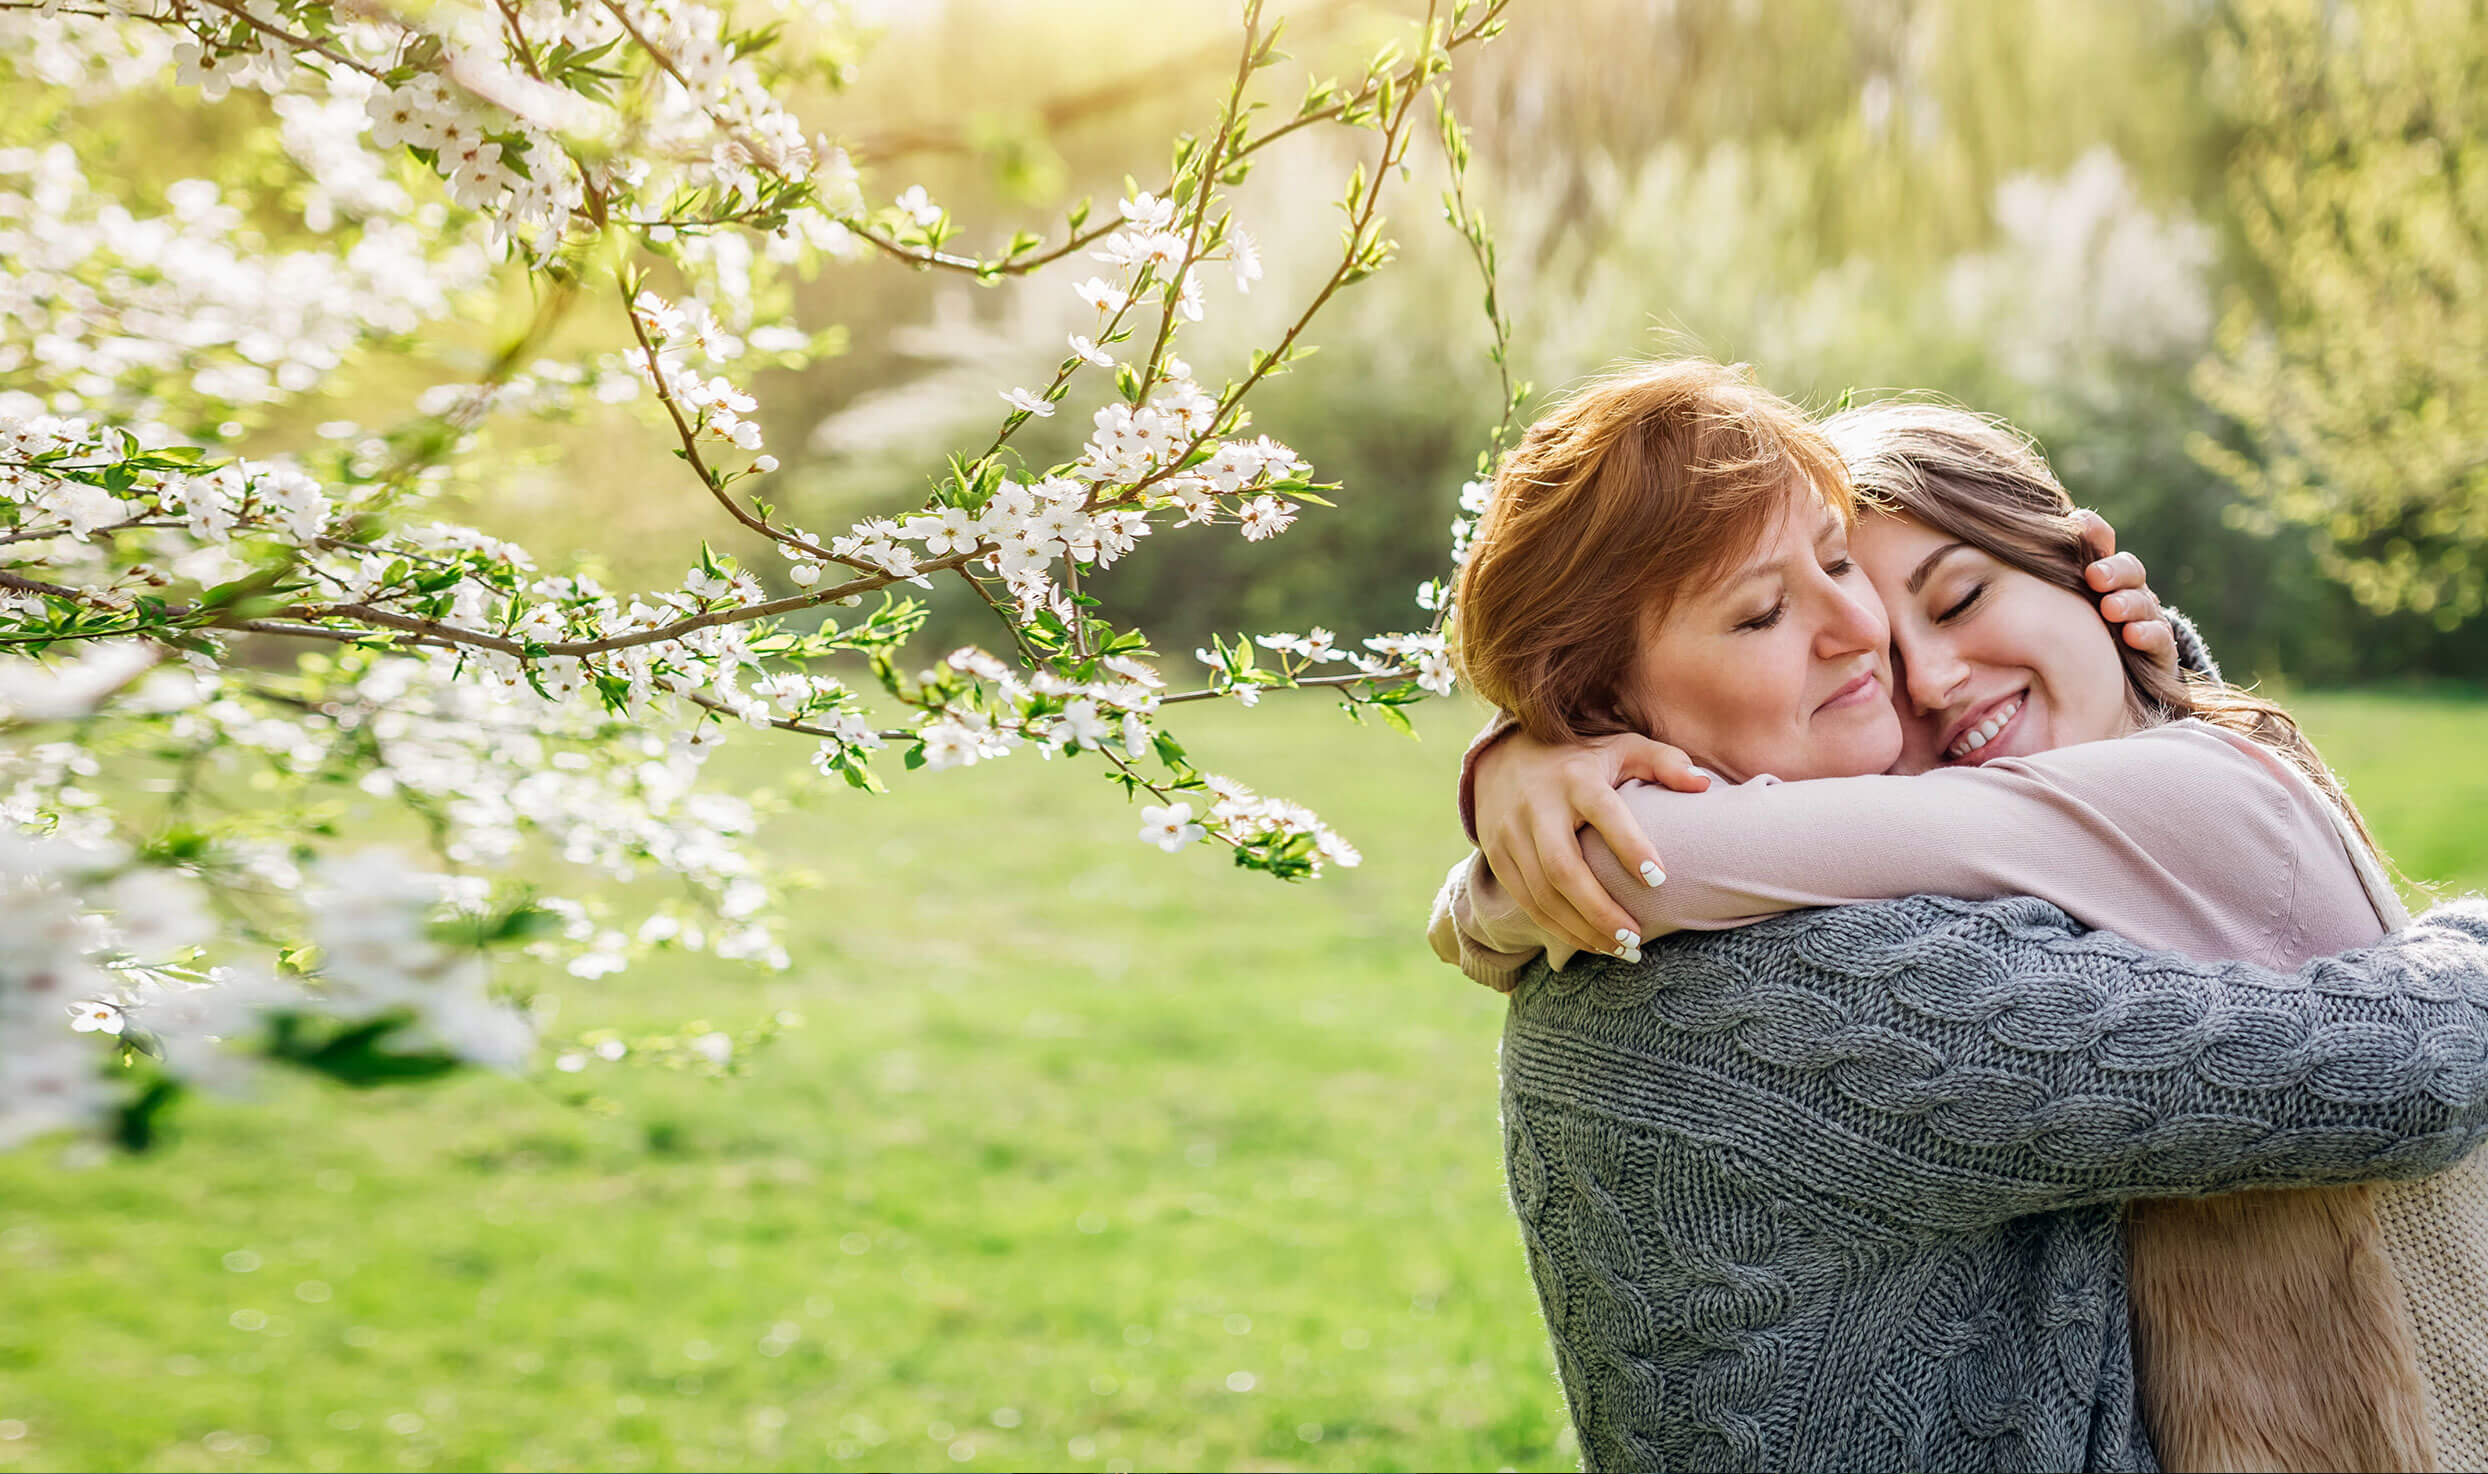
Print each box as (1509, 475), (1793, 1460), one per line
(2195, 0), (2488, 630)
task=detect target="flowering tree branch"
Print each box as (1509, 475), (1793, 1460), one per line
(0, 0), (1510, 1152)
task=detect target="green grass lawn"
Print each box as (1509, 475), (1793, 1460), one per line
(1, 688), (2481, 1474)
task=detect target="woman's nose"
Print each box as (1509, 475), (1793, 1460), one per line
(1815, 577), (1887, 658)
(1899, 632), (1969, 713)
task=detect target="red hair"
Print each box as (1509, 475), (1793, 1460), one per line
(1453, 359), (1852, 742)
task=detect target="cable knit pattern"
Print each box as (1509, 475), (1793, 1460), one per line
(1501, 892), (2488, 1472)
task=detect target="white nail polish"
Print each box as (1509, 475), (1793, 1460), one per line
(1640, 861), (1665, 887)
(1621, 947), (1642, 964)
(1614, 928), (1640, 947)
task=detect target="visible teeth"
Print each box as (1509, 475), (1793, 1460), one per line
(1948, 696), (2023, 759)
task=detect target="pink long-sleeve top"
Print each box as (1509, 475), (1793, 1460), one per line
(1427, 718), (2391, 992)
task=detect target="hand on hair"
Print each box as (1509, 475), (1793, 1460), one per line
(1473, 728), (1708, 962)
(2075, 510), (2178, 675)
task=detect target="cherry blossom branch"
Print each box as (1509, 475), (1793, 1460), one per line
(184, 0), (391, 80)
(1096, 745), (1245, 856)
(615, 273), (847, 569)
(0, 570), (88, 602)
(1137, 0), (1263, 392)
(1157, 667), (1414, 706)
(842, 2), (1507, 280)
(1437, 90), (1521, 466)
(677, 688), (909, 745)
(256, 551), (985, 657)
(1103, 3), (1456, 513)
(0, 544), (991, 657)
(0, 515), (186, 548)
(591, 0), (799, 175)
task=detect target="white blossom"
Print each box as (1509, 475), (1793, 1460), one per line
(1137, 802), (1204, 852)
(67, 999), (123, 1034)
(1074, 277), (1129, 314)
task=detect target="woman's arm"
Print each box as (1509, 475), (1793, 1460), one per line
(1451, 722), (2338, 985)
(1454, 523), (2199, 962)
(1504, 893), (2488, 1231)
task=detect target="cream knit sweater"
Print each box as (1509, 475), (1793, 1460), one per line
(2337, 807), (2488, 1469)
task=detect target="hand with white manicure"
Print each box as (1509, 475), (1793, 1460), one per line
(1472, 727), (1709, 962)
(2073, 510), (2181, 676)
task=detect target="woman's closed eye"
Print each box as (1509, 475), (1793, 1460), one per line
(1935, 581), (1987, 623)
(1735, 596), (1788, 632)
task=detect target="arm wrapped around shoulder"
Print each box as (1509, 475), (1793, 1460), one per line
(1500, 893), (2488, 1233)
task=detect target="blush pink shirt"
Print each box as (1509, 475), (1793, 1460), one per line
(1427, 719), (2390, 991)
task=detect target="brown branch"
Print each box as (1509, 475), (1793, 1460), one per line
(1137, 0), (1262, 394)
(1100, 4), (1450, 513)
(0, 570), (88, 601)
(0, 541), (992, 657)
(615, 274), (848, 569)
(1157, 666), (1413, 706)
(186, 0), (389, 79)
(678, 687), (908, 745)
(844, 3), (1506, 280)
(262, 548), (987, 659)
(0, 515), (186, 548)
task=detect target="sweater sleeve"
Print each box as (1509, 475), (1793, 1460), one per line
(1546, 723), (2329, 955)
(1455, 710), (1519, 846)
(1502, 893), (2488, 1232)
(2167, 605), (2222, 685)
(1446, 721), (2357, 984)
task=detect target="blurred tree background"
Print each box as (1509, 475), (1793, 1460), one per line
(10, 6), (2488, 1470)
(504, 0), (2482, 688)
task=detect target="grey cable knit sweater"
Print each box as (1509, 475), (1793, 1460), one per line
(1502, 891), (2488, 1473)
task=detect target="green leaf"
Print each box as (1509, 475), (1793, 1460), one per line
(113, 1077), (184, 1153)
(267, 1014), (462, 1089)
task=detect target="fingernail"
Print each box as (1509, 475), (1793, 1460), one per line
(1640, 861), (1665, 887)
(1614, 928), (1641, 948)
(1620, 948), (1641, 964)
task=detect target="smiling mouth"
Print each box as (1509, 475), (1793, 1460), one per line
(1817, 669), (1881, 714)
(1944, 690), (2027, 762)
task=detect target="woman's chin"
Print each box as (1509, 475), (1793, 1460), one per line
(1810, 709), (1905, 778)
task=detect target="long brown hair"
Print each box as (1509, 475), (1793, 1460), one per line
(1820, 398), (2382, 860)
(1453, 358), (1852, 743)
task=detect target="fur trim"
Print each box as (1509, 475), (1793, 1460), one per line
(2131, 1186), (2438, 1473)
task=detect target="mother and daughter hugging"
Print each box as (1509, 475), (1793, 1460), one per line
(1421, 358), (2488, 1474)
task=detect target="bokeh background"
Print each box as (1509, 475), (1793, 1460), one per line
(6, 0), (2487, 1469)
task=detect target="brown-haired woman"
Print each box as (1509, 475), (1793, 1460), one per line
(1433, 363), (2488, 1472)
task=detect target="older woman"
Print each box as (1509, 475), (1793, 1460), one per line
(1441, 359), (2488, 1472)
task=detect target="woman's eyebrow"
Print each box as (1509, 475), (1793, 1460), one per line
(1904, 541), (1975, 594)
